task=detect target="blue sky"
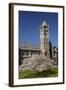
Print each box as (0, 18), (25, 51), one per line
(19, 11), (58, 47)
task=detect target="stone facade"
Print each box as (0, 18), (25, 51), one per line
(19, 21), (58, 65)
(52, 47), (58, 65)
(19, 47), (41, 65)
(40, 21), (50, 57)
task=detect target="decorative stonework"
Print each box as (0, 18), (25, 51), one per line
(19, 21), (58, 67)
(40, 21), (50, 57)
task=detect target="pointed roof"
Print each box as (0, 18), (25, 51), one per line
(41, 21), (48, 27)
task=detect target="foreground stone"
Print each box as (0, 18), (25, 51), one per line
(19, 54), (57, 72)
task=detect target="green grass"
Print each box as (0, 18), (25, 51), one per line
(19, 68), (58, 79)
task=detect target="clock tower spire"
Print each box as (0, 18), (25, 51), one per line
(40, 21), (50, 57)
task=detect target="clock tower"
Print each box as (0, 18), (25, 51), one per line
(40, 21), (50, 57)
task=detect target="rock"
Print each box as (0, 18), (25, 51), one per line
(19, 54), (57, 72)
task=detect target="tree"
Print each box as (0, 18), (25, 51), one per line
(49, 41), (52, 58)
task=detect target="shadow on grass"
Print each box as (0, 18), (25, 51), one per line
(19, 68), (58, 79)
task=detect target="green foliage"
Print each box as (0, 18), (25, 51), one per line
(19, 68), (58, 79)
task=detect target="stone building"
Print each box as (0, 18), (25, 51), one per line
(19, 21), (58, 65)
(19, 45), (41, 65)
(52, 47), (58, 65)
(40, 21), (50, 57)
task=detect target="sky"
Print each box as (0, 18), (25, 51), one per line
(19, 11), (58, 48)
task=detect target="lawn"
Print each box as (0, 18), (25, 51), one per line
(19, 68), (58, 79)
